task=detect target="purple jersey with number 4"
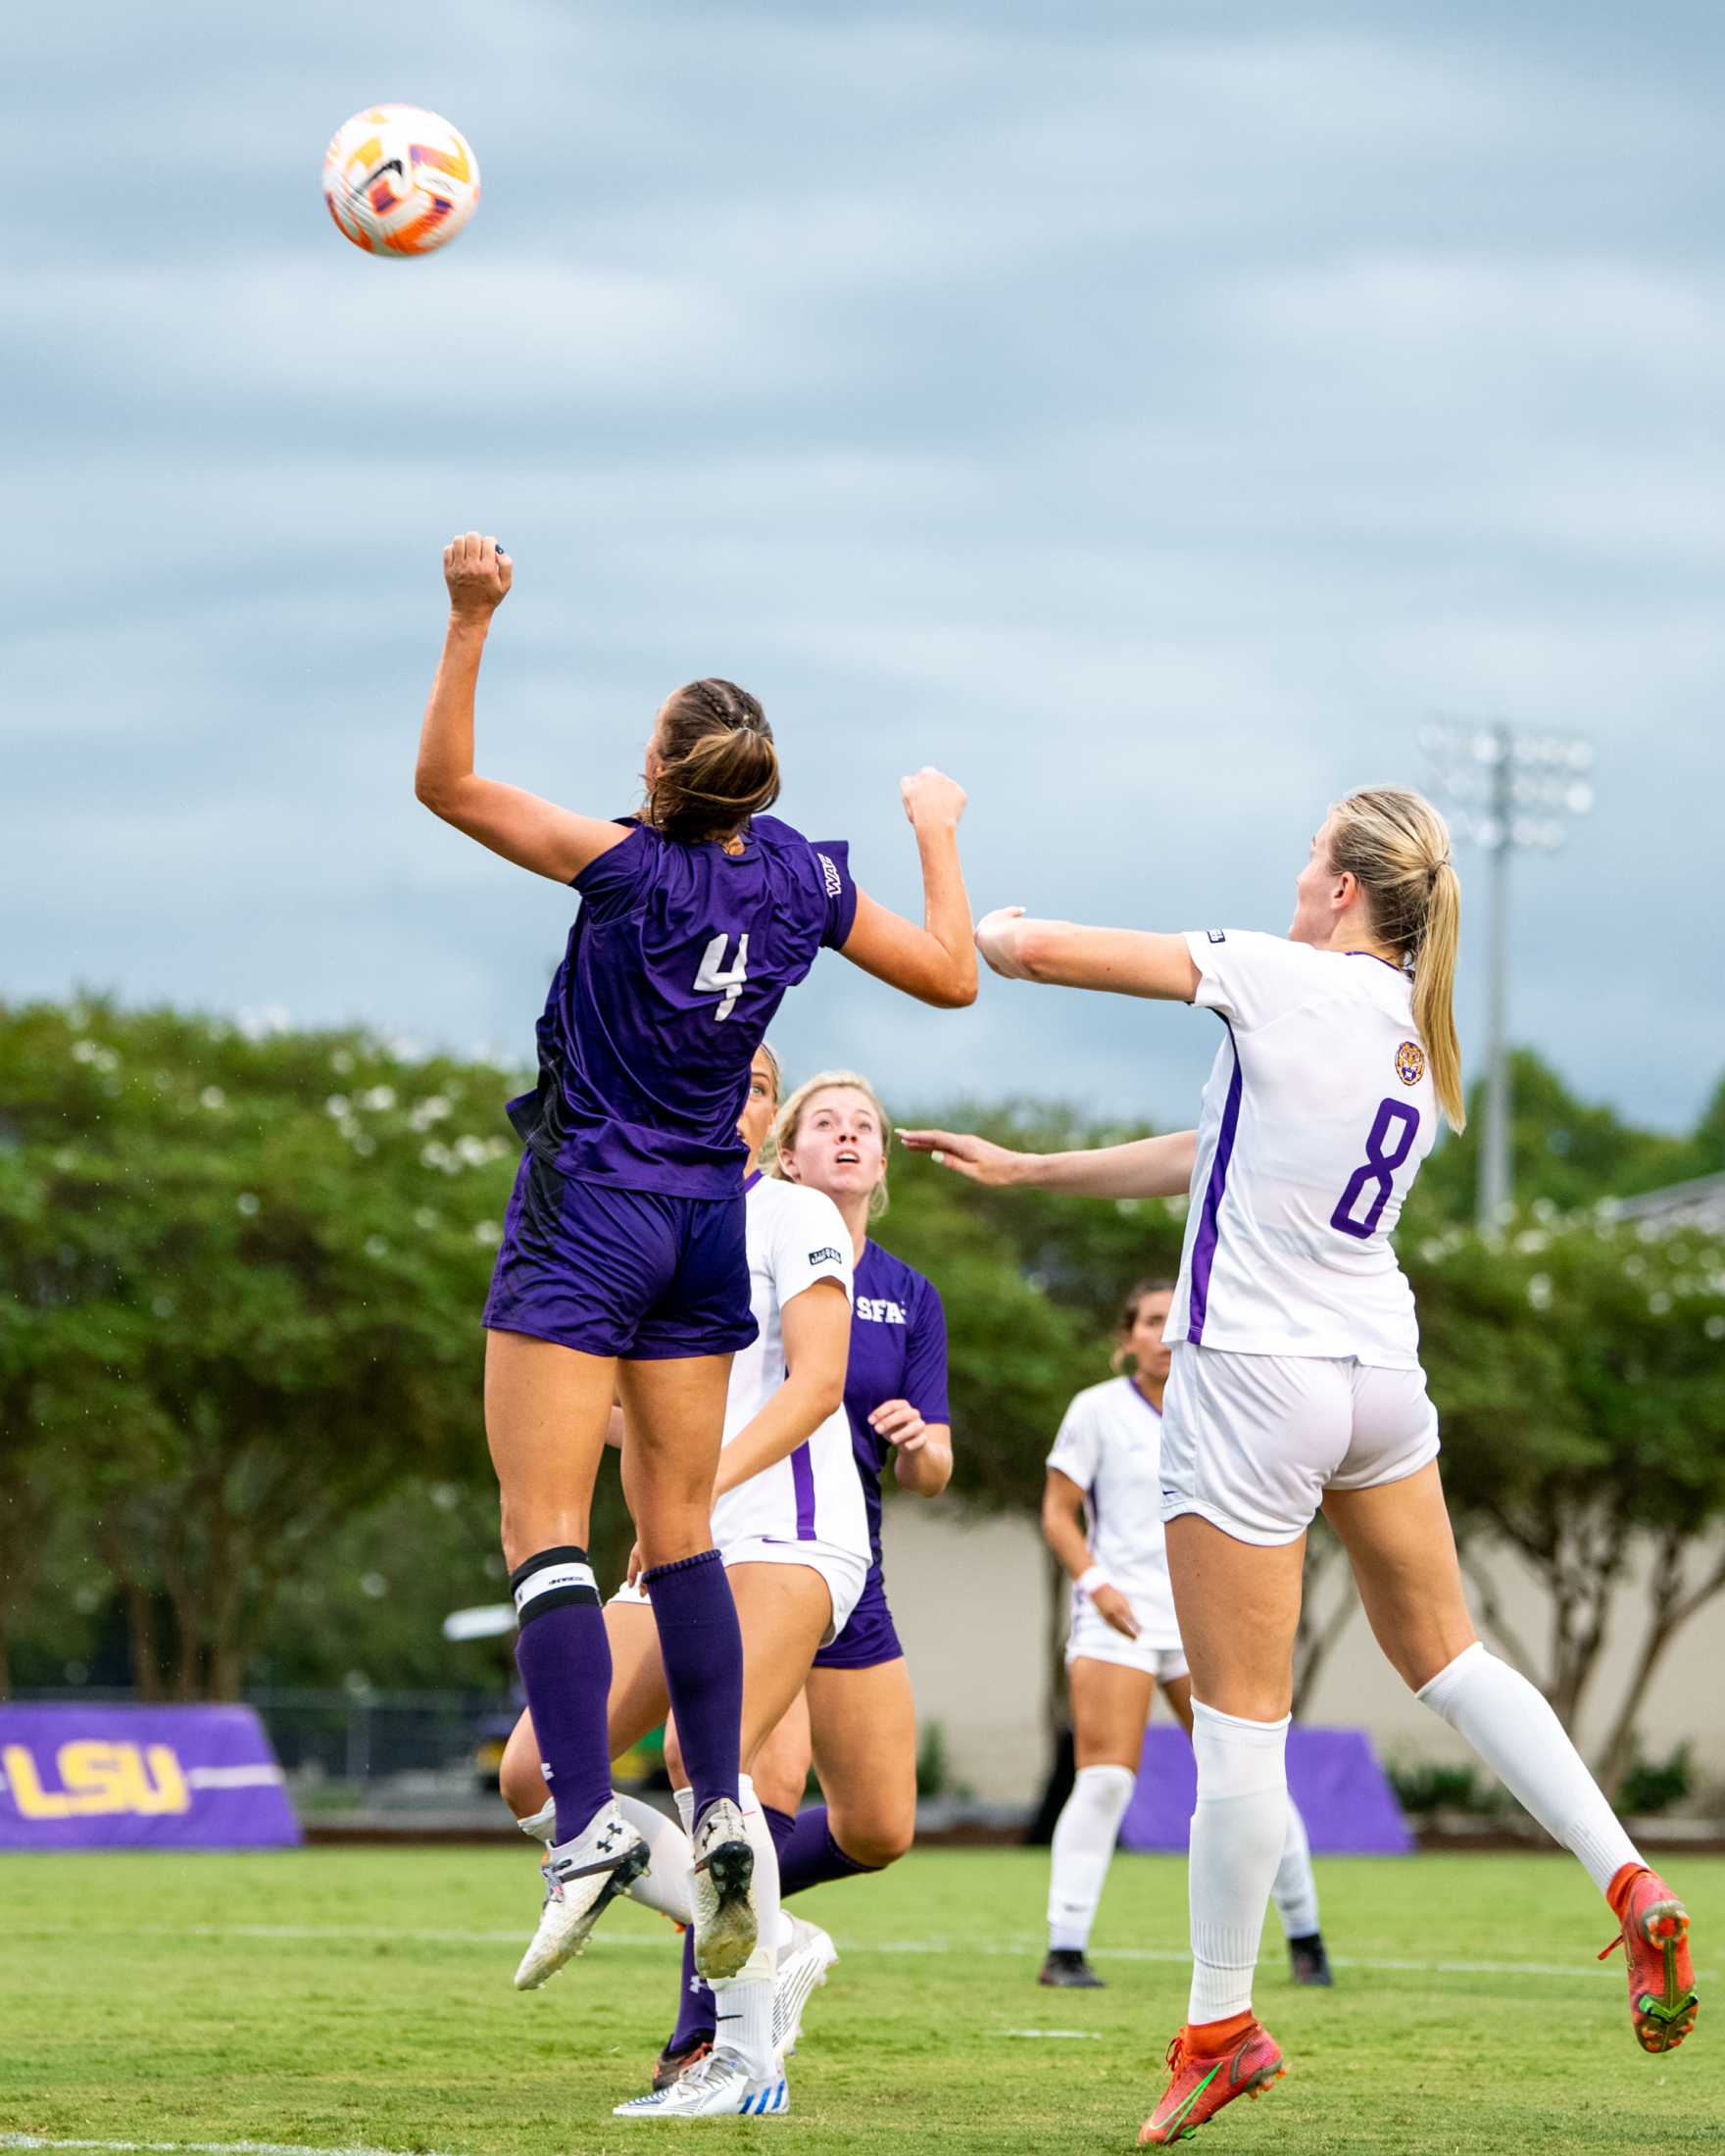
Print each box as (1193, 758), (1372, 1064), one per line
(507, 815), (857, 1198)
(841, 1239), (951, 1581)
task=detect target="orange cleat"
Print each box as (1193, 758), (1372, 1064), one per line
(1601, 1869), (1699, 2055)
(1138, 2019), (1285, 2144)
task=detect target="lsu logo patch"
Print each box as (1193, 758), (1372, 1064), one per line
(1395, 1040), (1426, 1087)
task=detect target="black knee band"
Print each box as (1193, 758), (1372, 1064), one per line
(511, 1544), (600, 1626)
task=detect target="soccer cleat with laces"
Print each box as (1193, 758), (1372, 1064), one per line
(1600, 1869), (1698, 2055)
(1138, 2020), (1285, 2145)
(773, 1916), (838, 2058)
(512, 1799), (650, 1990)
(689, 1797), (758, 1981)
(1039, 1947), (1105, 1988)
(613, 2047), (789, 2119)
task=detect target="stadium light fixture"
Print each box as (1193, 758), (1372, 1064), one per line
(1421, 718), (1593, 1229)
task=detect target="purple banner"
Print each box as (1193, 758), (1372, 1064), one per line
(1118, 1725), (1411, 1856)
(0, 1703), (301, 1850)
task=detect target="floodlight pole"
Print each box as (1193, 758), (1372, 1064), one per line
(1420, 717), (1593, 1234)
(1478, 727), (1512, 1232)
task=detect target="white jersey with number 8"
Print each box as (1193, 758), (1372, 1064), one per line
(1162, 930), (1436, 1370)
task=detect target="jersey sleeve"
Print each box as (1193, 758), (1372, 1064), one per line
(767, 1186), (855, 1312)
(811, 839), (859, 950)
(570, 821), (655, 912)
(1182, 928), (1328, 1032)
(901, 1277), (951, 1422)
(1045, 1390), (1101, 1485)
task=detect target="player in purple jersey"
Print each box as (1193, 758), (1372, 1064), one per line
(750, 1069), (953, 1896)
(904, 788), (1696, 2141)
(415, 533), (975, 1992)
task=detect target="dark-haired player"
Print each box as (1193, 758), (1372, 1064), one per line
(415, 533), (974, 2012)
(1039, 1278), (1329, 1991)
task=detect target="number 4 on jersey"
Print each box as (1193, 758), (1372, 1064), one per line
(694, 932), (750, 1021)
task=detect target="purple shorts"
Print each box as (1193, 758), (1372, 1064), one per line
(482, 1150), (757, 1360)
(812, 1569), (902, 1670)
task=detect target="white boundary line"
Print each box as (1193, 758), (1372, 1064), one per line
(1, 2139), (461, 2156)
(15, 1921), (1704, 1984)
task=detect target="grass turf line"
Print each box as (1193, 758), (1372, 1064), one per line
(2, 1848), (1718, 2153)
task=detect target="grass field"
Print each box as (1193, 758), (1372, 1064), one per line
(1, 1847), (1718, 2153)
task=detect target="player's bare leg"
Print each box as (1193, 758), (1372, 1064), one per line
(1325, 1464), (1696, 2053)
(805, 1658), (919, 1869)
(487, 1331), (654, 1988)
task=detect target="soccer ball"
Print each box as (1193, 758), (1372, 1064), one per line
(322, 105), (480, 258)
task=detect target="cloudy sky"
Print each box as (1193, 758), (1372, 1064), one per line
(9, 2), (1723, 1136)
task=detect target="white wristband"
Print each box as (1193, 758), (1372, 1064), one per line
(1077, 1564), (1110, 1597)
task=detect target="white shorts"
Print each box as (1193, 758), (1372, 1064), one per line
(1159, 1342), (1441, 1547)
(1065, 1599), (1188, 1682)
(607, 1537), (867, 1647)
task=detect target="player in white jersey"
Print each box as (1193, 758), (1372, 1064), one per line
(498, 1043), (869, 2119)
(904, 789), (1696, 2142)
(1039, 1280), (1328, 1992)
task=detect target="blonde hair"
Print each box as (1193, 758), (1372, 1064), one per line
(1328, 788), (1466, 1130)
(768, 1068), (891, 1220)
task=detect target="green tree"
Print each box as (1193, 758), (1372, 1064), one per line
(1411, 1205), (1725, 1790)
(0, 999), (570, 1698)
(1416, 1051), (1692, 1226)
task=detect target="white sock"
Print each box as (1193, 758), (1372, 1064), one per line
(1269, 1798), (1320, 1940)
(616, 1792), (694, 1927)
(1047, 1763), (1136, 1952)
(673, 1784), (696, 1838)
(1187, 1700), (1290, 2026)
(1418, 1642), (1641, 1893)
(708, 1774), (781, 2081)
(517, 1796), (555, 1846)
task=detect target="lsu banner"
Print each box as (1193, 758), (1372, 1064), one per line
(0, 1703), (301, 1850)
(1118, 1725), (1412, 1855)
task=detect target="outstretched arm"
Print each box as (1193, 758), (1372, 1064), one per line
(897, 1125), (1198, 1200)
(839, 769), (976, 1008)
(974, 907), (1201, 1003)
(414, 533), (633, 884)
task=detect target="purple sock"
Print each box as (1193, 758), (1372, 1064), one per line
(764, 1804), (797, 1863)
(642, 1548), (743, 1820)
(776, 1803), (884, 1897)
(511, 1545), (614, 1844)
(665, 1921), (715, 2054)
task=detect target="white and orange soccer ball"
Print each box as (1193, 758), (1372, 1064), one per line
(322, 105), (479, 258)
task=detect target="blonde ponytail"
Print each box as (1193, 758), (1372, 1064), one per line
(1328, 788), (1466, 1131)
(1412, 858), (1465, 1132)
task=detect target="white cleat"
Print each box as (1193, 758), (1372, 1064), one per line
(613, 2047), (788, 2119)
(772, 1916), (837, 2060)
(512, 1799), (650, 1990)
(689, 1797), (757, 1981)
